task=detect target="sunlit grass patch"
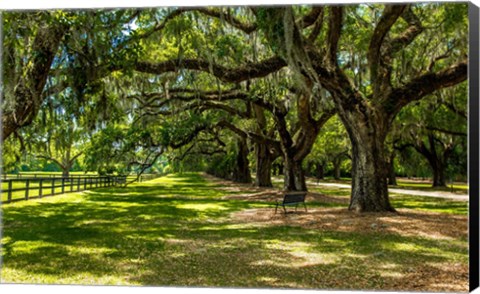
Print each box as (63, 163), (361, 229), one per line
(395, 180), (468, 193)
(1, 172), (468, 291)
(390, 194), (467, 215)
(309, 186), (351, 197)
(306, 184), (467, 215)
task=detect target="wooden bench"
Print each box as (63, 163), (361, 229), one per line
(275, 191), (308, 214)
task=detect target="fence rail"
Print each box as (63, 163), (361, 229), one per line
(2, 173), (98, 180)
(3, 173), (160, 181)
(1, 176), (127, 204)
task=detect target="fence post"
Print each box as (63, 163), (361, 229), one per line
(7, 180), (12, 203)
(51, 178), (55, 195)
(25, 179), (30, 200)
(39, 179), (43, 198)
(70, 177), (74, 192)
(62, 178), (65, 194)
(84, 178), (87, 190)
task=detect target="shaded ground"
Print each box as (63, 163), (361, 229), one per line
(305, 181), (468, 201)
(230, 208), (468, 291)
(1, 173), (468, 292)
(206, 173), (469, 292)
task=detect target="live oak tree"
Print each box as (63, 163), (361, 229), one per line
(26, 97), (86, 178)
(2, 4), (468, 212)
(128, 4), (467, 211)
(1, 8), (146, 140)
(306, 115), (351, 180)
(252, 4), (467, 211)
(2, 11), (69, 140)
(129, 7), (338, 191)
(126, 83), (274, 184)
(393, 84), (467, 187)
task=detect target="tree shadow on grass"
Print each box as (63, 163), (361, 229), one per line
(0, 173), (468, 291)
(128, 225), (467, 291)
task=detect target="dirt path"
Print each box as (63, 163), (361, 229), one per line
(307, 181), (469, 201)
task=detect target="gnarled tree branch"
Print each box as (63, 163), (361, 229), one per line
(388, 60), (467, 116)
(134, 56), (287, 83)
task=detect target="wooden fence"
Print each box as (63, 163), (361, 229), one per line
(2, 173), (98, 180)
(136, 174), (160, 182)
(3, 173), (160, 181)
(1, 176), (127, 204)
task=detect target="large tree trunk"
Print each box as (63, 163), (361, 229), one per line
(61, 150), (72, 178)
(283, 154), (307, 191)
(315, 163), (324, 180)
(349, 135), (394, 212)
(2, 21), (69, 140)
(387, 151), (397, 186)
(277, 162), (284, 175)
(255, 143), (273, 187)
(421, 152), (446, 188)
(333, 157), (342, 180)
(340, 110), (395, 212)
(62, 168), (70, 178)
(432, 161), (446, 187)
(252, 103), (276, 187)
(426, 154), (447, 187)
(233, 138), (251, 183)
(414, 134), (449, 188)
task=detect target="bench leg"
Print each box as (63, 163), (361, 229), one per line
(304, 202), (307, 212)
(275, 203), (278, 214)
(283, 205), (287, 214)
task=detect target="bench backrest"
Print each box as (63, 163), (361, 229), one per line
(283, 192), (307, 204)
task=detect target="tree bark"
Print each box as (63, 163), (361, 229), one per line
(252, 103), (275, 187)
(62, 167), (71, 178)
(233, 137), (251, 183)
(255, 143), (273, 187)
(2, 20), (69, 140)
(340, 109), (395, 212)
(432, 160), (446, 187)
(387, 151), (397, 186)
(277, 162), (284, 175)
(412, 134), (450, 188)
(333, 157), (342, 180)
(283, 155), (307, 191)
(315, 162), (324, 180)
(272, 93), (334, 192)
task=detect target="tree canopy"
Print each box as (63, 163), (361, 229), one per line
(1, 3), (469, 212)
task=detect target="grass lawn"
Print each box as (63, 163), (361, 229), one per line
(0, 173), (468, 292)
(1, 178), (110, 202)
(302, 176), (468, 194)
(308, 185), (468, 215)
(394, 181), (468, 193)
